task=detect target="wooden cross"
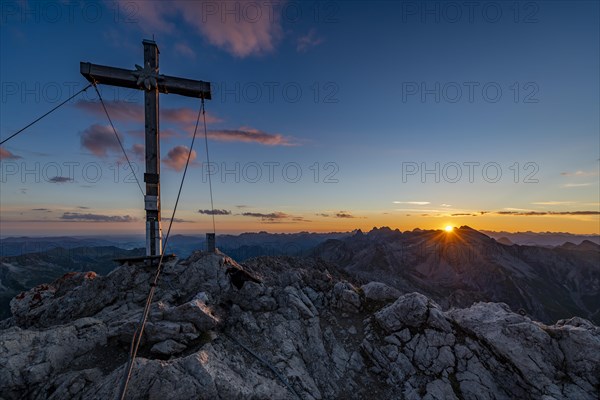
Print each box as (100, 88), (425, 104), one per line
(80, 39), (211, 257)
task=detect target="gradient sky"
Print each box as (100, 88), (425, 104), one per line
(1, 0), (599, 236)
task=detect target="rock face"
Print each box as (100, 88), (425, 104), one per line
(1, 252), (599, 399)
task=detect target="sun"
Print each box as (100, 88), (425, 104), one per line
(445, 225), (454, 232)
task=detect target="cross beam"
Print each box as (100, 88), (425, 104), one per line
(80, 39), (211, 257)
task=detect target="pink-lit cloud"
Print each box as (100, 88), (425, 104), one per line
(75, 100), (143, 122)
(76, 100), (221, 127)
(175, 42), (196, 58)
(80, 124), (120, 157)
(130, 143), (145, 161)
(297, 28), (324, 53)
(61, 212), (138, 222)
(112, 1), (284, 58)
(0, 147), (21, 159)
(163, 145), (197, 171)
(207, 128), (296, 146)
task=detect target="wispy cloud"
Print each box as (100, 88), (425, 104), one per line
(77, 100), (292, 146)
(48, 176), (72, 184)
(130, 143), (145, 161)
(531, 201), (575, 205)
(61, 212), (138, 222)
(242, 211), (289, 221)
(563, 183), (593, 188)
(76, 100), (221, 125)
(297, 28), (324, 53)
(75, 100), (143, 122)
(560, 170), (598, 177)
(393, 201), (430, 205)
(241, 211), (309, 223)
(165, 217), (192, 223)
(207, 128), (296, 146)
(199, 209), (231, 215)
(0, 147), (21, 159)
(175, 42), (196, 58)
(335, 211), (356, 218)
(163, 145), (196, 171)
(496, 211), (600, 216)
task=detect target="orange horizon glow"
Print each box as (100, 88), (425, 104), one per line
(1, 214), (599, 237)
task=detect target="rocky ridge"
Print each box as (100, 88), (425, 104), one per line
(1, 252), (598, 399)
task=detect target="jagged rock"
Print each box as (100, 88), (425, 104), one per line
(1, 253), (599, 400)
(332, 281), (361, 312)
(163, 299), (219, 332)
(0, 318), (107, 399)
(361, 281), (401, 302)
(151, 339), (187, 356)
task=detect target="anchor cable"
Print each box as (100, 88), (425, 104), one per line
(117, 97), (204, 400)
(0, 83), (92, 146)
(91, 82), (145, 198)
(201, 97), (216, 235)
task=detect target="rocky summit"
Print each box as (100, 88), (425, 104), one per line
(1, 252), (599, 399)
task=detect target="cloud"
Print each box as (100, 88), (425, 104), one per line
(496, 211), (600, 216)
(297, 28), (324, 52)
(163, 145), (197, 171)
(75, 100), (142, 122)
(563, 183), (593, 188)
(76, 100), (221, 126)
(32, 208), (50, 211)
(163, 107), (221, 125)
(176, 1), (283, 57)
(127, 129), (182, 139)
(441, 204), (452, 207)
(115, 1), (284, 58)
(560, 170), (598, 177)
(48, 176), (72, 183)
(240, 211), (309, 223)
(242, 211), (290, 221)
(175, 42), (196, 58)
(165, 217), (191, 223)
(130, 143), (145, 161)
(61, 212), (137, 222)
(451, 213), (476, 216)
(316, 213), (330, 217)
(236, 205), (249, 208)
(393, 201), (430, 205)
(80, 124), (120, 157)
(335, 211), (356, 218)
(199, 209), (231, 215)
(207, 128), (296, 146)
(77, 99), (290, 147)
(0, 147), (21, 159)
(531, 201), (575, 205)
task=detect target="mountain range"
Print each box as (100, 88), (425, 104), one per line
(313, 226), (600, 324)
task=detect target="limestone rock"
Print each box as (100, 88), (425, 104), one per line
(1, 254), (598, 400)
(361, 281), (401, 302)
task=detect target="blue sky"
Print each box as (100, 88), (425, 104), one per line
(0, 0), (599, 235)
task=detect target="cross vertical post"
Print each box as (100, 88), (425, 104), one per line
(143, 40), (161, 257)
